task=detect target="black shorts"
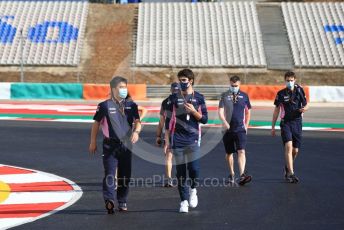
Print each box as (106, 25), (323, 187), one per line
(222, 130), (247, 154)
(280, 119), (302, 148)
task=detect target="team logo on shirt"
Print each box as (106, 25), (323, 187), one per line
(109, 107), (116, 114)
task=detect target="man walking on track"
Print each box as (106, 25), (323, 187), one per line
(218, 75), (252, 186)
(164, 69), (208, 213)
(89, 76), (141, 214)
(271, 71), (309, 183)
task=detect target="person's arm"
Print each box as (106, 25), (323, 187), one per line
(89, 103), (105, 154)
(298, 86), (309, 113)
(89, 121), (100, 154)
(164, 98), (173, 154)
(299, 103), (309, 113)
(245, 108), (251, 131)
(271, 106), (280, 136)
(131, 119), (141, 144)
(131, 103), (141, 144)
(218, 107), (230, 130)
(184, 96), (208, 124)
(138, 105), (147, 121)
(156, 114), (165, 146)
(245, 96), (252, 132)
(184, 103), (202, 120)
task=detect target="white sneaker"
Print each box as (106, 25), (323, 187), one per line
(189, 188), (198, 208)
(179, 200), (189, 213)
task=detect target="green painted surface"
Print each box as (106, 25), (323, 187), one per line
(1, 114), (343, 129)
(11, 83), (83, 99)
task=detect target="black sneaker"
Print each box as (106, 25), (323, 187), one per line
(239, 173), (252, 186)
(105, 200), (114, 214)
(118, 203), (128, 212)
(286, 174), (299, 184)
(164, 178), (173, 188)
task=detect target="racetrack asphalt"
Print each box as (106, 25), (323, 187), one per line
(0, 121), (343, 230)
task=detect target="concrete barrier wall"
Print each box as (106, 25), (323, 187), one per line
(309, 86), (344, 102)
(0, 83), (11, 99)
(11, 83), (83, 99)
(4, 83), (147, 100)
(1, 83), (342, 102)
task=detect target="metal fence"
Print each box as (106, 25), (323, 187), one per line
(147, 85), (229, 99)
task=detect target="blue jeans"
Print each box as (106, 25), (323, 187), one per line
(102, 139), (132, 204)
(173, 143), (200, 201)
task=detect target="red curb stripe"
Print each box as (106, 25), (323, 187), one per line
(8, 181), (73, 192)
(0, 166), (33, 175)
(0, 202), (66, 218)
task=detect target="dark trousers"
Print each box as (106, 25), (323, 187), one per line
(173, 143), (200, 201)
(102, 139), (132, 204)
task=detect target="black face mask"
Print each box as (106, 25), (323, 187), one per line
(180, 82), (190, 91)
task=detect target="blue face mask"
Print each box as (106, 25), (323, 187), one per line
(118, 88), (128, 99)
(286, 81), (295, 89)
(229, 86), (239, 94)
(180, 82), (190, 91)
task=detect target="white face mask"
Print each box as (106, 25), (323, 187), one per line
(229, 85), (239, 94)
(118, 88), (128, 99)
(286, 81), (295, 89)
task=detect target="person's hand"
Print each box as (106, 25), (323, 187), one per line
(271, 127), (276, 136)
(224, 122), (230, 130)
(131, 132), (139, 144)
(299, 107), (307, 113)
(184, 103), (197, 114)
(89, 141), (97, 154)
(155, 137), (162, 147)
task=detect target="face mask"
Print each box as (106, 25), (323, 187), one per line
(229, 86), (239, 94)
(286, 81), (295, 89)
(180, 82), (190, 91)
(118, 88), (128, 99)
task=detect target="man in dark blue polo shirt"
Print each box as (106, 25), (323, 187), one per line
(218, 75), (252, 186)
(156, 82), (179, 187)
(164, 69), (208, 213)
(89, 76), (141, 214)
(271, 71), (309, 183)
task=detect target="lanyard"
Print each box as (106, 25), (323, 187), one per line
(180, 91), (195, 104)
(112, 98), (126, 116)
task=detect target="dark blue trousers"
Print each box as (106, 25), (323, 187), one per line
(102, 139), (132, 204)
(173, 143), (200, 201)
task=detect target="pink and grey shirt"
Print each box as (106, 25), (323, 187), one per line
(93, 99), (140, 141)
